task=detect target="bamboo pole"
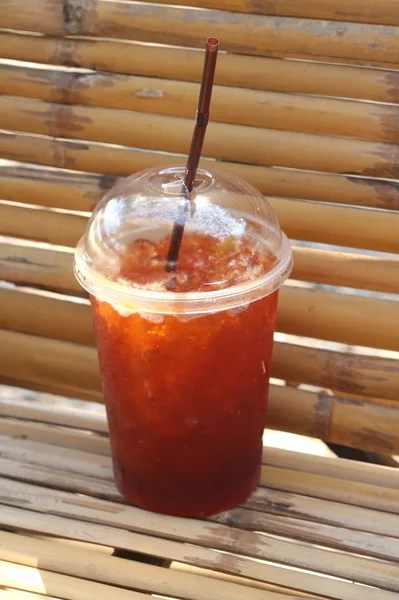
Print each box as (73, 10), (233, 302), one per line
(1, 426), (396, 492)
(2, 223), (399, 298)
(3, 186), (399, 258)
(1, 458), (399, 578)
(0, 531), (317, 600)
(240, 488), (399, 540)
(0, 330), (102, 402)
(2, 413), (399, 495)
(272, 342), (399, 402)
(0, 376), (100, 404)
(290, 246), (399, 294)
(0, 437), (111, 478)
(0, 561), (148, 600)
(2, 64), (399, 144)
(83, 2), (399, 66)
(1, 466), (397, 567)
(3, 205), (76, 248)
(0, 588), (55, 600)
(0, 164), (116, 212)
(222, 505), (399, 559)
(0, 507), (365, 600)
(0, 419), (109, 457)
(0, 488), (390, 584)
(2, 263), (399, 351)
(3, 455), (399, 541)
(2, 287), (399, 399)
(128, 0), (399, 26)
(1, 527), (397, 600)
(0, 399), (108, 433)
(2, 0), (399, 65)
(270, 198), (399, 254)
(258, 465), (399, 513)
(1, 491), (399, 594)
(0, 242), (79, 296)
(0, 532), (280, 600)
(1, 32), (399, 104)
(0, 159), (118, 212)
(1, 0), (64, 36)
(3, 149), (399, 213)
(1, 96), (398, 180)
(0, 306), (398, 445)
(0, 409), (396, 493)
(277, 285), (399, 351)
(0, 288), (92, 344)
(268, 385), (399, 455)
(3, 218), (399, 295)
(0, 202), (88, 248)
(261, 447), (399, 489)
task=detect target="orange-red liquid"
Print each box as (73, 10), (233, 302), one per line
(91, 234), (278, 516)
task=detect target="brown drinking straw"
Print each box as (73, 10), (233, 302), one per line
(165, 37), (219, 273)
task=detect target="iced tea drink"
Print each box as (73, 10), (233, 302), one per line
(75, 167), (292, 516)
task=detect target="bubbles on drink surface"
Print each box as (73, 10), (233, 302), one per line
(113, 232), (277, 293)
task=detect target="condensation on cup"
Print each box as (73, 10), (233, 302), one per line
(74, 166), (292, 517)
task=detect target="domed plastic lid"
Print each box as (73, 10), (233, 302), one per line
(74, 166), (292, 314)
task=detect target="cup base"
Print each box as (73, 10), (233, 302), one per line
(114, 461), (261, 517)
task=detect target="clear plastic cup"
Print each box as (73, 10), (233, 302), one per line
(74, 166), (292, 516)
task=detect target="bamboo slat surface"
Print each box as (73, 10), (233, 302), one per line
(0, 529), (390, 600)
(0, 243), (78, 296)
(0, 400), (108, 433)
(0, 586), (63, 600)
(2, 276), (399, 352)
(0, 424), (396, 494)
(2, 453), (399, 544)
(1, 429), (397, 537)
(270, 198), (399, 254)
(1, 96), (399, 179)
(1, 329), (399, 454)
(0, 562), (316, 600)
(2, 283), (399, 400)
(0, 203), (87, 248)
(272, 343), (399, 401)
(1, 405), (398, 495)
(0, 431), (395, 490)
(0, 419), (109, 457)
(3, 150), (399, 213)
(1, 2), (399, 596)
(130, 0), (399, 26)
(3, 171), (399, 256)
(289, 247), (399, 294)
(0, 288), (92, 343)
(0, 440), (398, 595)
(0, 530), (282, 600)
(3, 442), (398, 515)
(0, 561), (149, 600)
(1, 32), (399, 104)
(3, 0), (399, 66)
(257, 466), (399, 513)
(0, 164), (115, 212)
(0, 330), (102, 403)
(4, 470), (399, 576)
(2, 63), (399, 144)
(277, 286), (399, 350)
(268, 386), (399, 455)
(0, 435), (111, 477)
(2, 221), (399, 294)
(0, 387), (398, 597)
